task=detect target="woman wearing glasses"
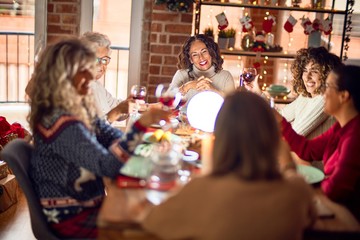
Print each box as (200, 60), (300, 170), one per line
(81, 32), (130, 123)
(277, 65), (360, 221)
(168, 34), (235, 101)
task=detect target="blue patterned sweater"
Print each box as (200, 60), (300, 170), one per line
(30, 109), (146, 224)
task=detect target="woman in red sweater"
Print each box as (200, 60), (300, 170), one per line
(278, 65), (360, 220)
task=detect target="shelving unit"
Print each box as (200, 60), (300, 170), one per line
(194, 0), (353, 60)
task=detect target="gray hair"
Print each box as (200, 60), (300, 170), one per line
(81, 31), (111, 53)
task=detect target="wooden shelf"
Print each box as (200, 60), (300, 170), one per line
(220, 49), (296, 59)
(199, 1), (347, 15)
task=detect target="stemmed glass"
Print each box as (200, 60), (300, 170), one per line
(155, 84), (181, 129)
(239, 67), (257, 87)
(130, 85), (147, 116)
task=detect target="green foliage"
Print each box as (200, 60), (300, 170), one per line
(225, 28), (236, 38)
(218, 30), (227, 38)
(204, 27), (214, 37)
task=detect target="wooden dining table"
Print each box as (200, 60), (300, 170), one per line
(97, 175), (360, 240)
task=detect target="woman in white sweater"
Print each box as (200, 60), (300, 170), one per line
(168, 34), (235, 100)
(245, 47), (342, 139)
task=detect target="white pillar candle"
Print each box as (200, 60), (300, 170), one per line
(201, 133), (214, 175)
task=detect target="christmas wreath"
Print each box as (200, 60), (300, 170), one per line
(155, 0), (195, 12)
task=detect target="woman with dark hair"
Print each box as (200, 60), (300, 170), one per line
(245, 47), (342, 139)
(142, 91), (315, 240)
(277, 65), (360, 220)
(168, 34), (235, 100)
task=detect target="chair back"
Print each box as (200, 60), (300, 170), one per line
(1, 139), (59, 240)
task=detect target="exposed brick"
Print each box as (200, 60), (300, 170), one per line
(160, 34), (167, 44)
(48, 3), (54, 12)
(47, 14), (60, 23)
(164, 56), (178, 65)
(150, 33), (157, 43)
(169, 35), (189, 45)
(148, 76), (172, 85)
(181, 14), (193, 23)
(173, 46), (182, 55)
(161, 66), (178, 76)
(152, 13), (179, 22)
(151, 23), (162, 32)
(150, 55), (162, 64)
(55, 3), (78, 14)
(149, 65), (160, 75)
(47, 25), (74, 34)
(165, 24), (192, 34)
(150, 44), (172, 54)
(62, 14), (77, 24)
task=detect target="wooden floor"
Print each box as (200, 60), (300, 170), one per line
(0, 190), (35, 240)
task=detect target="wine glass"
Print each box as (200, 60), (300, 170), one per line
(155, 84), (181, 130)
(130, 85), (147, 115)
(240, 67), (257, 87)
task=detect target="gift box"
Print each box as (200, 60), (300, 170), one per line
(0, 174), (18, 212)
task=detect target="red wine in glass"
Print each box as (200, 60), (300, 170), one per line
(133, 95), (145, 101)
(130, 85), (147, 100)
(159, 96), (175, 107)
(240, 67), (257, 86)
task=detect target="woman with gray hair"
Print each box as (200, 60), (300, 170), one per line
(81, 31), (130, 123)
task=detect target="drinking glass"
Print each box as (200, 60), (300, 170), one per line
(130, 85), (147, 115)
(240, 67), (257, 86)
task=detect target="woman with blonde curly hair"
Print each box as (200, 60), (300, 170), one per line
(168, 34), (235, 101)
(245, 47), (342, 139)
(28, 37), (169, 239)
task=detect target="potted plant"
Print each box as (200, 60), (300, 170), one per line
(226, 28), (236, 49)
(217, 29), (227, 49)
(204, 27), (214, 39)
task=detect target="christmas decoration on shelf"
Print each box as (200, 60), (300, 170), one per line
(252, 31), (267, 52)
(215, 12), (229, 30)
(343, 0), (355, 61)
(155, 0), (194, 12)
(240, 15), (254, 33)
(320, 17), (333, 35)
(284, 15), (297, 33)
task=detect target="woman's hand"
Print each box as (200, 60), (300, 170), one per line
(138, 108), (171, 127)
(243, 74), (262, 95)
(196, 77), (213, 91)
(106, 97), (132, 123)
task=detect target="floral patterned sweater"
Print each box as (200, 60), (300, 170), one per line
(30, 109), (146, 224)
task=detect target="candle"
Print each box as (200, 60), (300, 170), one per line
(201, 133), (214, 175)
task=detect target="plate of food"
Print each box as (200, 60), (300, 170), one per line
(296, 164), (325, 184)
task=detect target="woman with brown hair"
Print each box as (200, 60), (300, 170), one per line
(245, 47), (342, 139)
(168, 34), (235, 100)
(142, 91), (316, 240)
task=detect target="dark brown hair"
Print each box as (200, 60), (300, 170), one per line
(211, 91), (282, 181)
(177, 34), (223, 80)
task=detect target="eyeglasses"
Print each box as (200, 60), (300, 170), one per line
(190, 49), (210, 60)
(96, 56), (111, 66)
(325, 82), (338, 90)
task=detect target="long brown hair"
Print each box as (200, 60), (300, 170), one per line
(212, 91), (282, 181)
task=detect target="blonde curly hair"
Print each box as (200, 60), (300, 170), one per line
(28, 37), (98, 132)
(291, 47), (342, 97)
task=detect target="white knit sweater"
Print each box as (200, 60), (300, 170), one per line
(281, 95), (336, 139)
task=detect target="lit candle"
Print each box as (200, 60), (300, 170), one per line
(201, 133), (214, 175)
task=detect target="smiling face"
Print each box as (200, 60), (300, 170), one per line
(73, 68), (95, 95)
(95, 46), (110, 80)
(302, 61), (322, 97)
(189, 40), (212, 71)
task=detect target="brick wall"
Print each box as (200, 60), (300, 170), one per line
(145, 2), (193, 102)
(47, 0), (80, 44)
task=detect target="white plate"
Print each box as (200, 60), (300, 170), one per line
(297, 165), (325, 184)
(182, 150), (199, 162)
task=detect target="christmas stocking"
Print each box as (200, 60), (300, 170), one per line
(301, 16), (313, 35)
(216, 12), (229, 30)
(240, 15), (254, 32)
(283, 15), (297, 33)
(263, 15), (276, 33)
(321, 17), (333, 35)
